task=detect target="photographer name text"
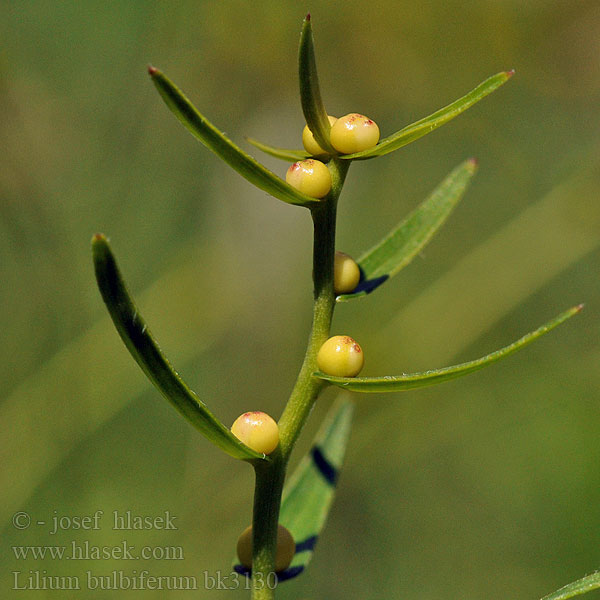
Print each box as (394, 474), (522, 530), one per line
(41, 510), (177, 535)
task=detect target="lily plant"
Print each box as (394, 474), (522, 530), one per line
(92, 14), (593, 600)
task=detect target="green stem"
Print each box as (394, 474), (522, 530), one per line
(249, 158), (350, 599)
(278, 157), (350, 459)
(250, 451), (286, 599)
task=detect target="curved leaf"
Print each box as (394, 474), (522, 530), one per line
(314, 305), (582, 392)
(233, 399), (354, 581)
(245, 137), (310, 162)
(338, 158), (478, 301)
(541, 571), (600, 600)
(341, 70), (514, 160)
(148, 67), (318, 208)
(92, 233), (265, 462)
(298, 14), (335, 154)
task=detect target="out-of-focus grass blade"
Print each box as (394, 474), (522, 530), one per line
(315, 306), (582, 392)
(541, 571), (600, 600)
(233, 399), (354, 582)
(337, 158), (478, 302)
(245, 137), (310, 162)
(92, 234), (265, 462)
(298, 14), (335, 154)
(148, 67), (318, 208)
(341, 71), (514, 160)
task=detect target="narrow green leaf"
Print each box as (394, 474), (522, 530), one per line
(148, 67), (318, 208)
(245, 137), (310, 162)
(314, 305), (582, 392)
(541, 572), (600, 600)
(298, 14), (335, 154)
(233, 399), (354, 581)
(337, 158), (478, 302)
(92, 234), (265, 462)
(341, 70), (514, 160)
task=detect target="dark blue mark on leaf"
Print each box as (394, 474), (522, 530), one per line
(294, 535), (318, 553)
(276, 566), (305, 582)
(232, 564), (305, 582)
(311, 446), (338, 485)
(233, 564), (249, 577)
(352, 273), (389, 295)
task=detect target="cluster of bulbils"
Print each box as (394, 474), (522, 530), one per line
(285, 113), (380, 198)
(231, 113), (378, 573)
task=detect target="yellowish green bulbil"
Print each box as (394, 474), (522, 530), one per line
(285, 159), (332, 198)
(329, 113), (380, 154)
(302, 115), (338, 157)
(231, 411), (279, 455)
(317, 335), (364, 377)
(334, 251), (360, 294)
(237, 524), (296, 572)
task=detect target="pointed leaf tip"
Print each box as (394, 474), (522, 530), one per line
(315, 306), (582, 392)
(298, 13), (334, 154)
(506, 68), (515, 77)
(245, 136), (310, 162)
(91, 233), (106, 244)
(92, 237), (265, 462)
(540, 570), (600, 600)
(305, 13), (311, 21)
(147, 65), (158, 76)
(338, 159), (477, 301)
(342, 71), (514, 160)
(150, 69), (317, 207)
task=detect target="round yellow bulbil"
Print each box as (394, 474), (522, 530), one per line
(302, 115), (337, 157)
(230, 411), (279, 455)
(334, 251), (361, 294)
(317, 335), (364, 377)
(285, 159), (331, 198)
(329, 113), (380, 154)
(237, 524), (296, 573)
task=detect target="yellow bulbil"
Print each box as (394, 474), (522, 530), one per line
(334, 251), (360, 294)
(302, 115), (337, 157)
(317, 335), (364, 377)
(230, 411), (279, 455)
(329, 113), (380, 154)
(285, 159), (332, 198)
(237, 524), (296, 572)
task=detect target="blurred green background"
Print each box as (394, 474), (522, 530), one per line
(1, 1), (599, 598)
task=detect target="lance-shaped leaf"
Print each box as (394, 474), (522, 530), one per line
(92, 234), (265, 462)
(541, 571), (600, 600)
(340, 70), (514, 160)
(298, 14), (335, 154)
(338, 158), (478, 302)
(245, 137), (310, 162)
(233, 399), (354, 582)
(148, 67), (318, 208)
(314, 305), (582, 392)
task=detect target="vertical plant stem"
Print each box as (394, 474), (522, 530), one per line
(278, 157), (350, 460)
(250, 451), (286, 600)
(250, 158), (350, 599)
